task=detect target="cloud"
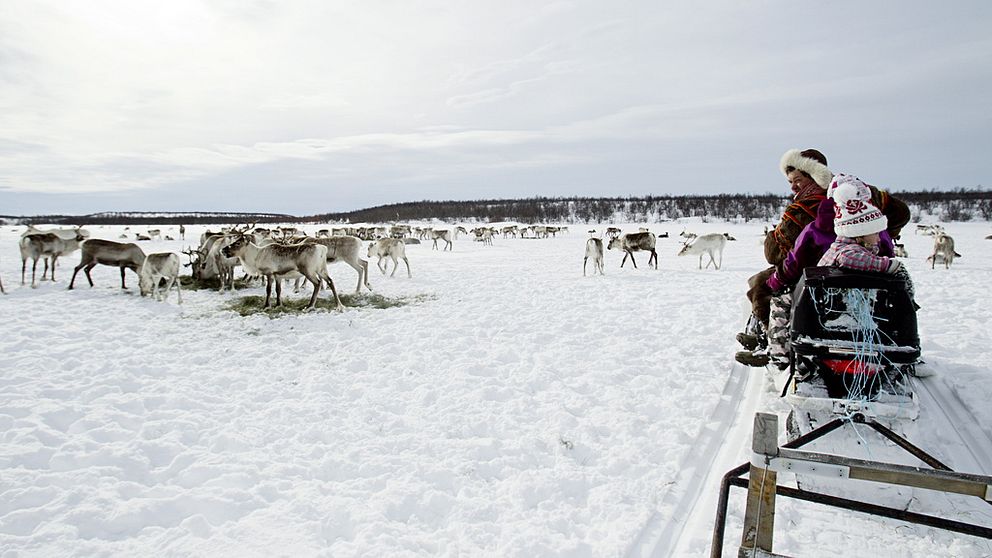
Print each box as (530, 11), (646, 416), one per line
(1, 0), (990, 214)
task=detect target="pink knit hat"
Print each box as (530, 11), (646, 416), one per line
(830, 174), (887, 237)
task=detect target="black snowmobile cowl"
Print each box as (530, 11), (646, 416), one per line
(790, 266), (921, 363)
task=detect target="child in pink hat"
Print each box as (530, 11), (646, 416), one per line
(818, 174), (915, 299)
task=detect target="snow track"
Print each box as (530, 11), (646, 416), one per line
(916, 376), (992, 475)
(625, 363), (763, 558)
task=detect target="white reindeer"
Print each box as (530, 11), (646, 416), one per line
(916, 223), (945, 236)
(583, 238), (604, 276)
(310, 236), (372, 293)
(431, 229), (453, 251)
(367, 238), (411, 278)
(677, 232), (726, 269)
(929, 234), (956, 269)
(20, 232), (85, 287)
(222, 236), (343, 310)
(20, 226), (88, 283)
(69, 239), (147, 289)
(139, 253), (183, 303)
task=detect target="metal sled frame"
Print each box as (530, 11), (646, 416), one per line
(710, 413), (992, 558)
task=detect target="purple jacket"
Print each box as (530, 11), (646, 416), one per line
(766, 198), (895, 291)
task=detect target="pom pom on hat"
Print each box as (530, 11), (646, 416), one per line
(780, 148), (833, 189)
(830, 174), (888, 237)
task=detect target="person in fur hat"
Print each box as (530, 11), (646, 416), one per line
(737, 148), (834, 357)
(736, 149), (911, 367)
(736, 171), (913, 368)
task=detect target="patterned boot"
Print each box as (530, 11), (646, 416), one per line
(766, 292), (793, 370)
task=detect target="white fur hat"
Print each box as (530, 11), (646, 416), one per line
(780, 148), (833, 189)
(830, 174), (887, 237)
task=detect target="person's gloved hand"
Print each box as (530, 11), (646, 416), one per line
(765, 272), (784, 292)
(766, 273), (790, 297)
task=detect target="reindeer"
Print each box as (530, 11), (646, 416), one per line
(139, 253), (183, 303)
(583, 238), (604, 276)
(68, 239), (146, 289)
(20, 231), (86, 286)
(367, 238), (411, 278)
(929, 234), (956, 269)
(472, 228), (494, 246)
(607, 231), (658, 269)
(916, 223), (945, 236)
(894, 242), (908, 258)
(208, 235), (242, 291)
(605, 227), (622, 240)
(20, 226), (88, 282)
(431, 229), (453, 251)
(146, 229), (162, 240)
(222, 236), (343, 310)
(389, 224), (411, 238)
(308, 236), (372, 293)
(677, 233), (726, 270)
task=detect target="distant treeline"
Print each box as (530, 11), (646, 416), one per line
(307, 188), (992, 224)
(3, 188), (990, 226)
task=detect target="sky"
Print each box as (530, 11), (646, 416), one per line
(1, 0), (990, 216)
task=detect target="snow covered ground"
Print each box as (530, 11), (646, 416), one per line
(2, 220), (991, 557)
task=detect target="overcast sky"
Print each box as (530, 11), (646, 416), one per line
(1, 1), (989, 215)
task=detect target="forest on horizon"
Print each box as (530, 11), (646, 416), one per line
(3, 189), (990, 226)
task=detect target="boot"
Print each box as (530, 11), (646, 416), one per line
(736, 332), (760, 351)
(736, 315), (767, 350)
(735, 349), (770, 367)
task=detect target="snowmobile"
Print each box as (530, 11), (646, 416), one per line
(782, 266), (922, 433)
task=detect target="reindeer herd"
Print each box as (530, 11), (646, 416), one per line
(584, 228), (731, 275)
(1, 220), (982, 304)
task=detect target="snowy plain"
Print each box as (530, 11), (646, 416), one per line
(1, 220), (991, 557)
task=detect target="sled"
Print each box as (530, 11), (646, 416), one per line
(782, 266), (922, 432)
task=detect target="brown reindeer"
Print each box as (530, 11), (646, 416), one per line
(607, 231), (658, 269)
(68, 239), (146, 289)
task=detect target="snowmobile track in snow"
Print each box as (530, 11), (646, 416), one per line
(625, 363), (761, 557)
(916, 376), (992, 476)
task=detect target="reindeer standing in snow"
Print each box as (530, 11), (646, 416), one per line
(677, 233), (726, 270)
